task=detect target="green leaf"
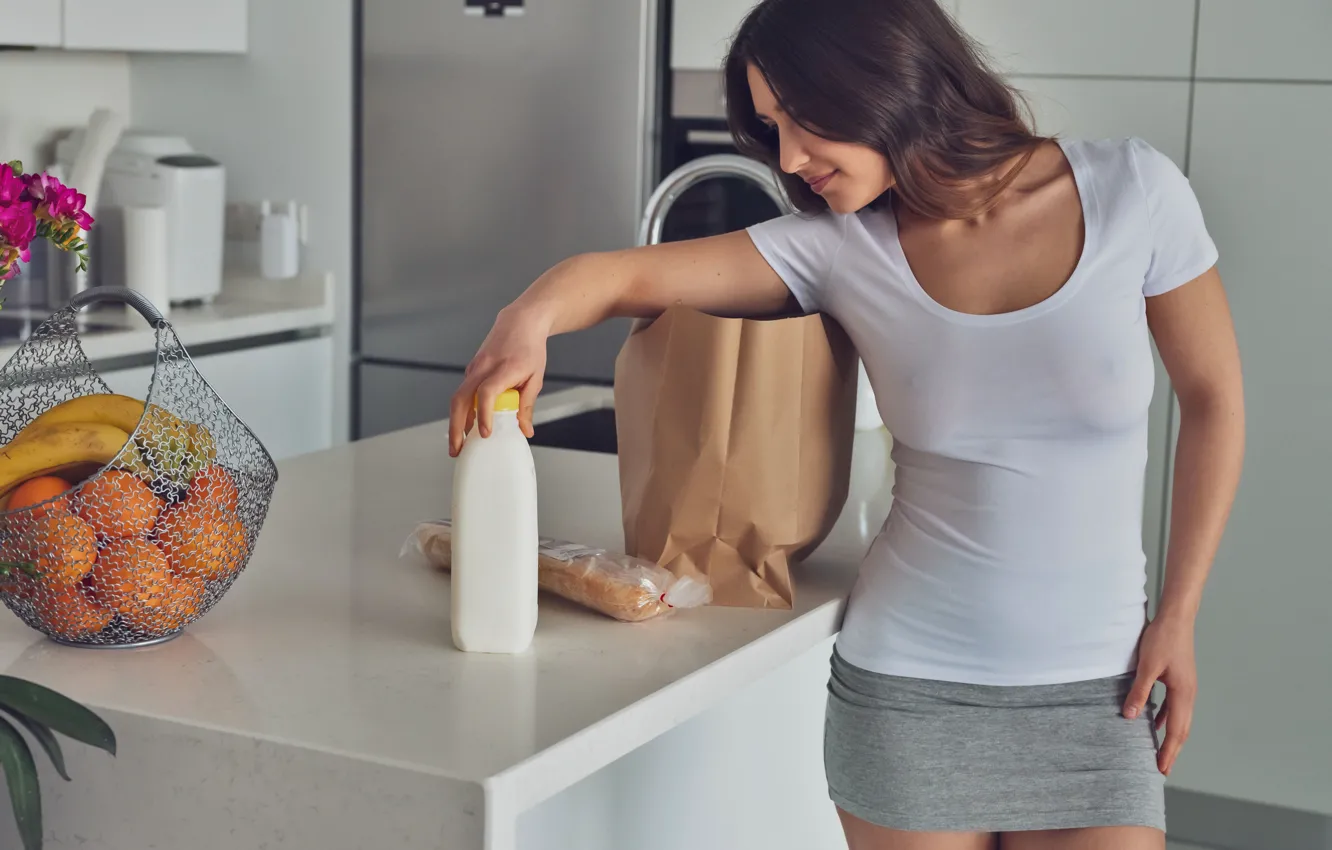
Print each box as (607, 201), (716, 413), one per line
(0, 678), (115, 757)
(0, 712), (67, 783)
(0, 716), (41, 850)
(5, 160), (21, 174)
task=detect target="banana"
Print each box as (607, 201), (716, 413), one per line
(0, 422), (135, 497)
(11, 394), (146, 444)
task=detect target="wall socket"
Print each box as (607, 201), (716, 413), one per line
(225, 200), (310, 245)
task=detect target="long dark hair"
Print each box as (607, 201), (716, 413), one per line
(724, 0), (1048, 220)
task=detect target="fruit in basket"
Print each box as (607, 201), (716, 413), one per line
(0, 421), (139, 500)
(187, 422), (218, 468)
(11, 393), (146, 444)
(156, 500), (247, 582)
(86, 538), (181, 621)
(190, 464), (239, 513)
(87, 537), (203, 634)
(133, 404), (216, 492)
(24, 511), (98, 586)
(5, 475), (74, 516)
(32, 585), (115, 640)
(75, 469), (163, 539)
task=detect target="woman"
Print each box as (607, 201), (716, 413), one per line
(448, 0), (1246, 847)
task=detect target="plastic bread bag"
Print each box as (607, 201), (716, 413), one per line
(401, 520), (712, 623)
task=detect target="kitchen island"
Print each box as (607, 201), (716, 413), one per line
(0, 388), (894, 850)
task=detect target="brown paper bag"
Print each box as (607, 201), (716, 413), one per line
(613, 307), (858, 609)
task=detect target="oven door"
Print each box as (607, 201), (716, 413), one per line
(657, 117), (786, 243)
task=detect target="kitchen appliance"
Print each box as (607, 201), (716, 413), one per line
(57, 131), (226, 306)
(355, 0), (667, 439)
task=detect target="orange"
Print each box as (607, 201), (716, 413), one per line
(119, 579), (194, 634)
(75, 470), (163, 539)
(32, 586), (114, 639)
(155, 501), (247, 582)
(189, 464), (239, 514)
(6, 476), (74, 516)
(19, 511), (98, 587)
(86, 537), (173, 614)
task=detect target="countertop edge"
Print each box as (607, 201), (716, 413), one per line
(490, 594), (847, 813)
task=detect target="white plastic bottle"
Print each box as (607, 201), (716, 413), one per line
(450, 389), (539, 653)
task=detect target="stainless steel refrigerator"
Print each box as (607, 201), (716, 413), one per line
(354, 0), (662, 439)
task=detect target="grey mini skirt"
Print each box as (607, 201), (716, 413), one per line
(825, 650), (1166, 834)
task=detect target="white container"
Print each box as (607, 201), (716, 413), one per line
(122, 205), (171, 319)
(450, 389), (539, 654)
(260, 200), (300, 280)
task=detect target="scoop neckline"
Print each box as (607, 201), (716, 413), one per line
(884, 137), (1099, 327)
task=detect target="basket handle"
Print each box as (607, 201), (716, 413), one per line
(66, 287), (167, 328)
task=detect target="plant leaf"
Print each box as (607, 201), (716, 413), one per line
(0, 711), (68, 782)
(0, 716), (41, 850)
(0, 678), (115, 757)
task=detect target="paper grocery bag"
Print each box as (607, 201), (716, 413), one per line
(613, 307), (858, 609)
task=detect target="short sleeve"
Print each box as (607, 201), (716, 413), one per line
(1128, 137), (1219, 297)
(745, 211), (848, 313)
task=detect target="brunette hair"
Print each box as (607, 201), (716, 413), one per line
(724, 0), (1048, 219)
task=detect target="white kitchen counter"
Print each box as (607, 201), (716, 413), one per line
(0, 388), (895, 850)
(0, 272), (336, 365)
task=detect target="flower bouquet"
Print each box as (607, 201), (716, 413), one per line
(0, 159), (94, 294)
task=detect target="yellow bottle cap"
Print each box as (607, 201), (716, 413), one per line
(474, 389), (521, 413)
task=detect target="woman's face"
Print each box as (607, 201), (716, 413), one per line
(747, 63), (895, 214)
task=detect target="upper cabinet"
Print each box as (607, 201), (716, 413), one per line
(1196, 0), (1332, 81)
(954, 0), (1195, 77)
(63, 0), (247, 54)
(670, 0), (755, 69)
(0, 0), (62, 48)
(0, 0), (247, 53)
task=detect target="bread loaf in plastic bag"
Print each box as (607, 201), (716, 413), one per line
(402, 520), (711, 623)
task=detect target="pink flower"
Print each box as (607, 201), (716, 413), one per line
(0, 203), (36, 254)
(0, 164), (27, 205)
(23, 171), (56, 202)
(28, 172), (93, 231)
(0, 245), (21, 280)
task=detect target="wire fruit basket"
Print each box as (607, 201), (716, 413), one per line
(0, 287), (278, 648)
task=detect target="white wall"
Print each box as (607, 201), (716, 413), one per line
(0, 50), (130, 171)
(127, 0), (354, 444)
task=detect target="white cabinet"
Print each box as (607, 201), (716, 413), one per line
(1011, 77), (1191, 163)
(670, 0), (753, 69)
(1196, 0), (1332, 81)
(100, 336), (335, 463)
(0, 0), (62, 47)
(955, 0), (1195, 77)
(63, 0), (247, 54)
(1168, 83), (1332, 816)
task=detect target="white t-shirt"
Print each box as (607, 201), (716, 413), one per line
(747, 137), (1219, 686)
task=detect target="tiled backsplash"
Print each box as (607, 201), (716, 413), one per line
(0, 50), (130, 169)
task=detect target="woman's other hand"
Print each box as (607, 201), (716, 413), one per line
(1123, 613), (1198, 777)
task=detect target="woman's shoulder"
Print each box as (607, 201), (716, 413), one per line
(1061, 136), (1188, 191)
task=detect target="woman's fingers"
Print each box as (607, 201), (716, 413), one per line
(1157, 685), (1196, 776)
(518, 376), (543, 439)
(1123, 666), (1159, 720)
(449, 362), (540, 455)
